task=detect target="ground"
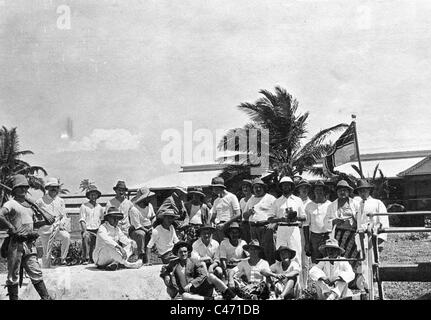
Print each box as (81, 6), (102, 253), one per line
(1, 233), (430, 300)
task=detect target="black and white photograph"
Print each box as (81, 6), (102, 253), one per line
(1, 0), (431, 303)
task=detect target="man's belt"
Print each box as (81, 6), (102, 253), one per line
(249, 221), (268, 227)
(278, 222), (300, 227)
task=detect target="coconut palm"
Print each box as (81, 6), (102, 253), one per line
(218, 87), (348, 188)
(79, 179), (96, 193)
(0, 126), (47, 204)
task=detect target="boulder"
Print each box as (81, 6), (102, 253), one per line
(0, 264), (170, 300)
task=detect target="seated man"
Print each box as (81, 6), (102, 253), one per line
(160, 241), (240, 300)
(129, 187), (156, 262)
(146, 209), (180, 264)
(309, 238), (355, 300)
(228, 240), (271, 300)
(213, 222), (247, 280)
(191, 224), (220, 273)
(92, 207), (142, 270)
(267, 246), (301, 300)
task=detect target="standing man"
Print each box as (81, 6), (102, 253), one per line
(104, 180), (134, 237)
(209, 177), (241, 243)
(129, 186), (156, 262)
(354, 179), (389, 292)
(156, 186), (188, 230)
(270, 176), (306, 283)
(295, 179), (312, 290)
(243, 178), (277, 264)
(239, 180), (253, 244)
(79, 185), (104, 265)
(303, 181), (332, 264)
(36, 177), (71, 267)
(0, 175), (54, 300)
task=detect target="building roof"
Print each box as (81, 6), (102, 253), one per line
(398, 156), (431, 176)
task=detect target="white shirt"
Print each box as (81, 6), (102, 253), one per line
(36, 194), (67, 234)
(233, 259), (271, 284)
(304, 200), (332, 234)
(309, 259), (355, 284)
(244, 193), (276, 223)
(271, 194), (306, 221)
(79, 202), (104, 230)
(211, 191), (240, 223)
(217, 239), (247, 262)
(354, 196), (389, 242)
(147, 224), (179, 255)
(184, 204), (203, 225)
(93, 221), (131, 259)
(104, 197), (134, 235)
(270, 260), (301, 275)
(129, 203), (155, 229)
(191, 238), (219, 262)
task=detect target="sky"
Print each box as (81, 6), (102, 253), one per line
(1, 0), (431, 193)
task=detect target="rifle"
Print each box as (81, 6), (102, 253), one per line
(0, 182), (55, 226)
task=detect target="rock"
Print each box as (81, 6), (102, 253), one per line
(1, 264), (170, 300)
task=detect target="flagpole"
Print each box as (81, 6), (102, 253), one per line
(352, 114), (364, 178)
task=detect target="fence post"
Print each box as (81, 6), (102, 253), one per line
(367, 227), (374, 300)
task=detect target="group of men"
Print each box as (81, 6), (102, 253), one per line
(0, 172), (389, 300)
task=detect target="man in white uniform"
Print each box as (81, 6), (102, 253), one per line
(93, 207), (142, 270)
(295, 179), (312, 290)
(354, 179), (389, 292)
(36, 177), (71, 267)
(270, 176), (306, 270)
(104, 180), (134, 236)
(239, 180), (253, 243)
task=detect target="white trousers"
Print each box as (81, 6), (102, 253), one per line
(93, 244), (133, 267)
(315, 280), (352, 300)
(39, 230), (71, 268)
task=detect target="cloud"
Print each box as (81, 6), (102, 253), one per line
(59, 128), (141, 152)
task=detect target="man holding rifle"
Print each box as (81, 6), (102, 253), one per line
(0, 175), (55, 300)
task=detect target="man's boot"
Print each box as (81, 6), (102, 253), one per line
(7, 284), (19, 300)
(33, 280), (53, 300)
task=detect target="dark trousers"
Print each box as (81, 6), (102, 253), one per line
(250, 225), (276, 264)
(240, 221), (251, 244)
(310, 232), (330, 264)
(81, 229), (97, 261)
(129, 228), (151, 256)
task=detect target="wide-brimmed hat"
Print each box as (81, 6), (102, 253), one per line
(243, 239), (264, 252)
(279, 176), (295, 186)
(188, 187), (205, 198)
(113, 180), (128, 191)
(354, 179), (374, 192)
(131, 186), (155, 204)
(313, 180), (330, 192)
(11, 174), (29, 190)
(159, 209), (180, 219)
(211, 177), (226, 189)
(241, 179), (253, 187)
(224, 221), (241, 237)
(85, 185), (102, 199)
(104, 207), (124, 219)
(44, 177), (60, 188)
(336, 180), (353, 192)
(251, 178), (266, 187)
(319, 238), (345, 255)
(199, 223), (216, 233)
(172, 186), (188, 195)
(172, 241), (193, 256)
(275, 246), (296, 261)
(295, 179), (311, 190)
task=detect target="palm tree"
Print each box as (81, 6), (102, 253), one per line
(218, 87), (348, 189)
(79, 179), (96, 193)
(0, 126), (47, 204)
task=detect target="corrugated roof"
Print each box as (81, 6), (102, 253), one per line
(132, 170), (223, 189)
